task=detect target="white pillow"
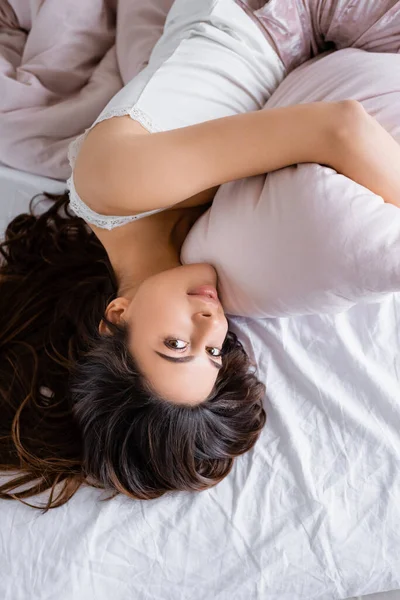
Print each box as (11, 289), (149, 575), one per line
(181, 49), (400, 317)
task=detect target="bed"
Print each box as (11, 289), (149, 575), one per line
(1, 164), (400, 600)
(0, 164), (66, 232)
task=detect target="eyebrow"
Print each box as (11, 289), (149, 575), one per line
(154, 351), (222, 370)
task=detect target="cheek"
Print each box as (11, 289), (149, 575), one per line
(130, 289), (190, 337)
(130, 295), (161, 333)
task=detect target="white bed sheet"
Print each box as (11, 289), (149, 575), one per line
(1, 166), (400, 600)
(0, 164), (65, 233)
(354, 595), (400, 600)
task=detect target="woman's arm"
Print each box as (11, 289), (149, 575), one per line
(331, 102), (400, 209)
(74, 100), (400, 215)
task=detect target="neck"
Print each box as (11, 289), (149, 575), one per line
(105, 207), (206, 300)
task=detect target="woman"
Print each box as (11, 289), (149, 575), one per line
(1, 0), (400, 511)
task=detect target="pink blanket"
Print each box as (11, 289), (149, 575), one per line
(1, 0), (400, 180)
(0, 0), (173, 179)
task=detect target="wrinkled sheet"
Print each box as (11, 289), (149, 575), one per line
(2, 0), (400, 180)
(0, 164), (65, 233)
(2, 169), (400, 600)
(238, 0), (400, 70)
(0, 0), (173, 179)
(2, 1), (400, 598)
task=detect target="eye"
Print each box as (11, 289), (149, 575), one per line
(164, 338), (188, 351)
(207, 347), (223, 358)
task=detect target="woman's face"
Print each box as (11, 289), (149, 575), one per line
(106, 264), (229, 405)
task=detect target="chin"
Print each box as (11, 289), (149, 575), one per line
(191, 262), (217, 283)
(176, 262), (218, 291)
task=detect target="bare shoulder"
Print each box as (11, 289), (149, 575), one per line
(73, 116), (150, 215)
(72, 104), (343, 219)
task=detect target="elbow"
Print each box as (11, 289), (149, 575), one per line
(333, 99), (368, 142)
(328, 99), (369, 168)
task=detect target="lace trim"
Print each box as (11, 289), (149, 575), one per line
(67, 106), (133, 171)
(67, 105), (161, 169)
(96, 106), (133, 124)
(67, 176), (141, 230)
(67, 131), (87, 171)
(66, 105), (163, 230)
(129, 106), (161, 133)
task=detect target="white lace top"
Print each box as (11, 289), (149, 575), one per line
(66, 0), (284, 230)
(66, 106), (164, 231)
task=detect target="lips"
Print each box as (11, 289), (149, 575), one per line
(187, 285), (219, 301)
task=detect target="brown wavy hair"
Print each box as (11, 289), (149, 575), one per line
(0, 192), (266, 512)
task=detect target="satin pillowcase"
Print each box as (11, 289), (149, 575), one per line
(181, 49), (400, 317)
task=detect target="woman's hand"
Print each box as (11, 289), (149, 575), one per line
(329, 100), (400, 208)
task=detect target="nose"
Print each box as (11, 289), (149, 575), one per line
(191, 298), (220, 320)
(192, 311), (223, 352)
(193, 309), (217, 321)
(189, 294), (226, 333)
(192, 304), (223, 330)
(190, 301), (227, 352)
